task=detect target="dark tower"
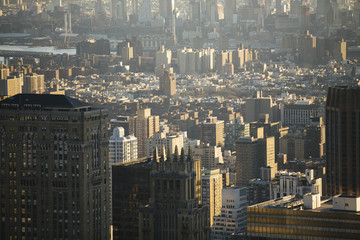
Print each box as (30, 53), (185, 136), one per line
(325, 86), (360, 197)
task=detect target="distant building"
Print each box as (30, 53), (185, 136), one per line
(155, 45), (172, 68)
(298, 30), (317, 64)
(224, 117), (250, 150)
(245, 92), (273, 123)
(281, 102), (324, 126)
(76, 38), (110, 55)
(130, 108), (159, 158)
(200, 116), (224, 147)
(235, 136), (277, 186)
(159, 67), (176, 97)
(22, 73), (45, 94)
(0, 75), (22, 97)
(194, 144), (223, 169)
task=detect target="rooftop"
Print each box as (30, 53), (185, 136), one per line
(0, 94), (91, 109)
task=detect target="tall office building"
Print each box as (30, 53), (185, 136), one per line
(298, 30), (317, 64)
(139, 147), (209, 240)
(235, 136), (277, 186)
(326, 86), (360, 197)
(200, 117), (224, 147)
(202, 169), (223, 227)
(130, 108), (160, 158)
(0, 94), (110, 239)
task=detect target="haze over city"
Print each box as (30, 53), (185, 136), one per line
(0, 0), (359, 239)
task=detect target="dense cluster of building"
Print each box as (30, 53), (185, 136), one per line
(1, 0), (360, 239)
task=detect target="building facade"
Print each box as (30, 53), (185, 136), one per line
(325, 86), (360, 197)
(139, 147), (209, 240)
(0, 94), (110, 239)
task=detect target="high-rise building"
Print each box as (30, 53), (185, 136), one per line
(224, 0), (235, 26)
(245, 91), (273, 123)
(159, 68), (176, 97)
(325, 86), (360, 197)
(109, 127), (138, 164)
(194, 144), (223, 169)
(121, 42), (134, 63)
(212, 187), (248, 239)
(200, 117), (224, 147)
(305, 117), (325, 159)
(112, 158), (151, 240)
(224, 117), (250, 150)
(298, 30), (317, 64)
(130, 108), (160, 158)
(139, 147), (209, 240)
(0, 94), (110, 239)
(235, 136), (276, 186)
(22, 73), (45, 94)
(0, 75), (22, 98)
(201, 169), (223, 227)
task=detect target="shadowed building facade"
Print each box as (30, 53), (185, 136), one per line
(139, 147), (209, 240)
(0, 94), (110, 240)
(325, 86), (360, 197)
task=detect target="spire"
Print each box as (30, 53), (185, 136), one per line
(187, 146), (193, 162)
(153, 147), (159, 163)
(180, 147), (185, 161)
(167, 147), (172, 162)
(160, 145), (166, 162)
(174, 145), (179, 161)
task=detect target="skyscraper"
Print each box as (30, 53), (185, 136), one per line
(201, 169), (222, 227)
(200, 117), (224, 147)
(325, 86), (360, 197)
(159, 68), (176, 97)
(130, 109), (160, 158)
(235, 136), (276, 186)
(0, 94), (110, 239)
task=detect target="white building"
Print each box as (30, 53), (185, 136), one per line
(271, 169), (322, 199)
(146, 131), (184, 156)
(212, 187), (248, 239)
(109, 127), (138, 164)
